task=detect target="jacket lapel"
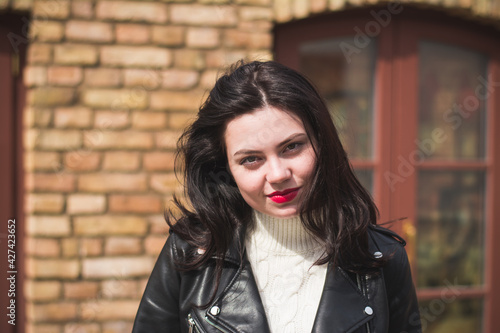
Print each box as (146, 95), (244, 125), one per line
(196, 225), (271, 333)
(312, 264), (373, 333)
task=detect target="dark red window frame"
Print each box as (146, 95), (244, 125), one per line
(275, 6), (500, 332)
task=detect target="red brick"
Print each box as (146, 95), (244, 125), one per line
(61, 238), (78, 257)
(150, 173), (181, 194)
(105, 237), (141, 255)
(54, 107), (92, 128)
(64, 281), (99, 299)
(205, 49), (246, 68)
(25, 280), (62, 301)
(71, 1), (93, 18)
(155, 130), (182, 149)
(27, 215), (71, 236)
(64, 323), (100, 333)
(82, 257), (154, 278)
(123, 69), (162, 89)
(25, 107), (53, 128)
(82, 89), (148, 109)
(80, 238), (103, 257)
(161, 69), (199, 90)
(66, 20), (113, 43)
(94, 110), (129, 129)
(27, 44), (52, 65)
(145, 236), (166, 255)
(101, 46), (172, 68)
(28, 87), (75, 107)
(170, 5), (237, 26)
(103, 321), (134, 333)
(26, 193), (65, 214)
(236, 0), (271, 4)
(26, 237), (60, 257)
(173, 49), (205, 69)
(11, 0), (32, 11)
(116, 24), (150, 44)
(30, 302), (77, 322)
(27, 152), (60, 171)
(96, 1), (168, 23)
(148, 214), (170, 234)
(84, 130), (153, 150)
(74, 215), (148, 236)
(67, 194), (106, 214)
(143, 152), (176, 171)
(150, 90), (203, 111)
(24, 66), (47, 87)
(132, 111), (167, 129)
(101, 280), (138, 298)
(78, 173), (147, 192)
(239, 6), (273, 20)
(168, 112), (196, 129)
(200, 69), (219, 89)
(26, 323), (62, 333)
(103, 152), (140, 171)
(84, 68), (122, 87)
(64, 151), (101, 171)
(47, 66), (83, 86)
(186, 27), (220, 49)
(152, 26), (185, 46)
(36, 129), (82, 150)
(27, 259), (79, 279)
(238, 20), (274, 32)
(33, 173), (76, 193)
(109, 194), (162, 213)
(33, 0), (70, 19)
(81, 300), (138, 321)
(54, 44), (98, 65)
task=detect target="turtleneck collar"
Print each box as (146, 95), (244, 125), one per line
(247, 209), (323, 255)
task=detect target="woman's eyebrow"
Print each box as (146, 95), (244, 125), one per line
(233, 132), (307, 157)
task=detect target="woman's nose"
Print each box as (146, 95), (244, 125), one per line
(266, 158), (291, 184)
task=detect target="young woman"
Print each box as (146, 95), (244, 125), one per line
(132, 61), (421, 333)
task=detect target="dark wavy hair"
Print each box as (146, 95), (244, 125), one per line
(167, 60), (384, 282)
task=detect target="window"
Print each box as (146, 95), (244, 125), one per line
(275, 7), (500, 332)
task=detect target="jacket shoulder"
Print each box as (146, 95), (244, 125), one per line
(368, 224), (406, 248)
(165, 230), (196, 262)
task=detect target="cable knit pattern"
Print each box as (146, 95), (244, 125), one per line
(245, 210), (328, 333)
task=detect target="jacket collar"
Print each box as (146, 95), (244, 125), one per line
(204, 223), (377, 333)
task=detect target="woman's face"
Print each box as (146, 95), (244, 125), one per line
(225, 106), (317, 218)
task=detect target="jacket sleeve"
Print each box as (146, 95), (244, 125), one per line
(132, 234), (182, 333)
(384, 243), (422, 333)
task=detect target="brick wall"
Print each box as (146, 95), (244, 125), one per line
(12, 0), (500, 331)
(23, 0), (272, 331)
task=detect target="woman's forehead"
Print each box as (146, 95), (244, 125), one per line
(224, 107), (306, 152)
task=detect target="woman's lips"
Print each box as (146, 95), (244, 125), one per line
(267, 187), (300, 204)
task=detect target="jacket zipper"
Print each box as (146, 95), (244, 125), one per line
(356, 274), (371, 333)
(205, 316), (232, 333)
(188, 313), (200, 333)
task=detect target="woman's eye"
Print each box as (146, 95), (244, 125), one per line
(240, 156), (258, 165)
(285, 142), (302, 152)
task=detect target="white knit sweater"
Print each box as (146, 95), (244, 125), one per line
(245, 210), (328, 333)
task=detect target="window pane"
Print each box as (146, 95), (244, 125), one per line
(354, 168), (373, 194)
(417, 171), (485, 288)
(299, 37), (376, 159)
(418, 298), (483, 333)
(419, 41), (487, 160)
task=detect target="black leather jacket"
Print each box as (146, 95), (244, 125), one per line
(133, 224), (421, 333)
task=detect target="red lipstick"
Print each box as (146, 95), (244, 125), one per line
(267, 187), (300, 204)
